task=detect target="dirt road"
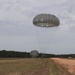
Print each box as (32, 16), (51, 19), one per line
(51, 58), (75, 75)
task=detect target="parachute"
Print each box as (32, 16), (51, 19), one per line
(33, 14), (60, 27)
(33, 13), (60, 54)
(30, 50), (39, 58)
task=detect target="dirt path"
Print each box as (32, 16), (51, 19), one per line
(51, 58), (75, 75)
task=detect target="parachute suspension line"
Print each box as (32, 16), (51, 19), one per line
(34, 27), (48, 57)
(37, 28), (46, 58)
(44, 29), (57, 54)
(37, 28), (47, 54)
(34, 26), (43, 52)
(40, 29), (53, 56)
(34, 26), (57, 58)
(41, 29), (48, 56)
(37, 28), (46, 54)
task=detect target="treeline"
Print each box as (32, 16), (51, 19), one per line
(0, 50), (30, 58)
(56, 54), (75, 58)
(0, 50), (75, 58)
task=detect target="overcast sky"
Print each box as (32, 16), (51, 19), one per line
(0, 0), (75, 54)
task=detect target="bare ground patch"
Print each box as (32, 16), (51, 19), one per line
(51, 58), (75, 75)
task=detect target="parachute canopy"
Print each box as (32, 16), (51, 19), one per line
(33, 14), (60, 27)
(30, 50), (38, 58)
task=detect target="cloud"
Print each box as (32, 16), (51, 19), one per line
(0, 10), (30, 22)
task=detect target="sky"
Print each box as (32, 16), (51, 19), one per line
(0, 0), (75, 54)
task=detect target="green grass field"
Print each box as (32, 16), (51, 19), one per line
(0, 58), (71, 75)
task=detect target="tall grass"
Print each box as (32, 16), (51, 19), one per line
(0, 58), (43, 75)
